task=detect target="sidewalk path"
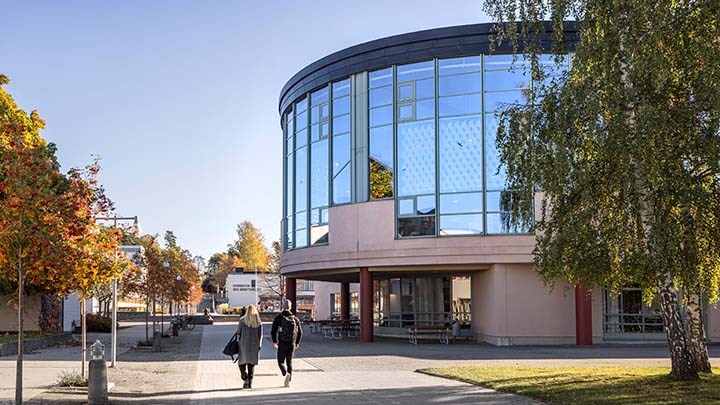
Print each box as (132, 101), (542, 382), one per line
(0, 321), (156, 403)
(188, 323), (539, 404)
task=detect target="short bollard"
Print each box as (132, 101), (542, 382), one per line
(152, 330), (162, 352)
(88, 340), (108, 405)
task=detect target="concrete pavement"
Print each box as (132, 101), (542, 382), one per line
(188, 323), (540, 404)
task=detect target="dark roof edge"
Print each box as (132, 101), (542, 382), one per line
(279, 20), (578, 115)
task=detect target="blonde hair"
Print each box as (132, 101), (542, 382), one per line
(243, 305), (261, 328)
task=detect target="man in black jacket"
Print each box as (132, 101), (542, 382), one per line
(271, 299), (302, 387)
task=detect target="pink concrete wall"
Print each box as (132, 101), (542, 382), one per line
(472, 265), (603, 345)
(707, 303), (720, 341)
(282, 199), (536, 275)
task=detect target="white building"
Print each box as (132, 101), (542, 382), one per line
(225, 268), (259, 308)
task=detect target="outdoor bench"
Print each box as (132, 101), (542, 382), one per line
(407, 325), (450, 344)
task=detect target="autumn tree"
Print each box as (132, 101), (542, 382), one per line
(0, 75), (128, 402)
(483, 0), (720, 380)
(231, 221), (269, 272)
(261, 240), (285, 302)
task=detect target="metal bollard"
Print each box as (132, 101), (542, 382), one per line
(88, 340), (109, 405)
(152, 330), (162, 352)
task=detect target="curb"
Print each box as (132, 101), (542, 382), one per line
(0, 333), (74, 357)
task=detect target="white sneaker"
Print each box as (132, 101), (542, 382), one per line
(284, 373), (291, 387)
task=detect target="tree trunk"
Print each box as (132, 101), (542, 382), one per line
(15, 248), (23, 405)
(686, 286), (712, 373)
(81, 298), (87, 379)
(657, 273), (698, 380)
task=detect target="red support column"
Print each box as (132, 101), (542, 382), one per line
(359, 268), (373, 342)
(575, 284), (593, 345)
(286, 278), (297, 315)
(340, 282), (351, 321)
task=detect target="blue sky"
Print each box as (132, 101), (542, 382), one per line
(1, 1), (490, 260)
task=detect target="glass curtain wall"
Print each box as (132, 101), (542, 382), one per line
(368, 68), (394, 199)
(332, 79), (352, 205)
(282, 54), (572, 251)
(483, 55), (532, 233)
(284, 109), (294, 249)
(294, 97), (308, 248)
(310, 87), (330, 245)
(396, 60), (436, 237)
(438, 56), (484, 235)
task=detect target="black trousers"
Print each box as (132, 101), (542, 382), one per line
(239, 363), (255, 380)
(277, 341), (295, 376)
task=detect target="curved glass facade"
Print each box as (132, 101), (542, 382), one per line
(282, 53), (568, 250)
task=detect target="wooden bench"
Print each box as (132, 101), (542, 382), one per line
(407, 325), (450, 344)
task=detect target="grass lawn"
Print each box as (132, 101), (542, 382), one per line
(0, 331), (56, 345)
(424, 366), (720, 405)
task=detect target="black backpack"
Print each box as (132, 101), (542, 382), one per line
(223, 334), (239, 363)
(278, 314), (298, 343)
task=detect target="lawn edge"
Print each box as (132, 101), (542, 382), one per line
(415, 368), (552, 405)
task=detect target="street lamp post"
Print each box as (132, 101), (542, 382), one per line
(162, 259), (169, 337)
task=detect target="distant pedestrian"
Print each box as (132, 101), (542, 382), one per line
(236, 305), (263, 389)
(271, 299), (302, 387)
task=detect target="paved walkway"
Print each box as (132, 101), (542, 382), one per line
(15, 321), (720, 404)
(189, 323), (537, 404)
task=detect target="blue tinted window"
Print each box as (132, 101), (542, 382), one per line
(440, 214), (483, 235)
(295, 111), (307, 130)
(485, 90), (526, 112)
(416, 195), (435, 215)
(370, 105), (393, 127)
(369, 125), (393, 169)
(484, 115), (508, 190)
(439, 73), (481, 96)
(370, 86), (393, 107)
(399, 104), (414, 121)
(416, 78), (434, 100)
(295, 147), (307, 212)
(397, 60), (434, 81)
(399, 199), (414, 216)
(440, 193), (483, 214)
(439, 116), (482, 193)
(333, 114), (351, 134)
(296, 97), (308, 113)
(332, 79), (350, 97)
(484, 68), (529, 91)
(311, 87), (329, 105)
(333, 96), (351, 117)
(295, 129), (307, 148)
(369, 68), (393, 88)
(416, 99), (435, 120)
(333, 165), (351, 204)
(484, 54), (529, 70)
(310, 139), (329, 208)
(332, 133), (350, 176)
(439, 56), (482, 75)
(398, 84), (413, 100)
(439, 94), (482, 117)
(286, 151), (293, 218)
(397, 120), (435, 196)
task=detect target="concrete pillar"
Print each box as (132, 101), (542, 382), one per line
(359, 268), (373, 342)
(340, 282), (351, 320)
(286, 278), (297, 315)
(575, 284), (593, 345)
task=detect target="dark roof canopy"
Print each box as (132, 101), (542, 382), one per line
(279, 21), (577, 116)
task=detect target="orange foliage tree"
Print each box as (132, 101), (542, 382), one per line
(0, 75), (129, 403)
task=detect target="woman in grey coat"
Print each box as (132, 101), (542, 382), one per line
(236, 304), (263, 389)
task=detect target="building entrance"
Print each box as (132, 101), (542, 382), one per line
(373, 275), (471, 334)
